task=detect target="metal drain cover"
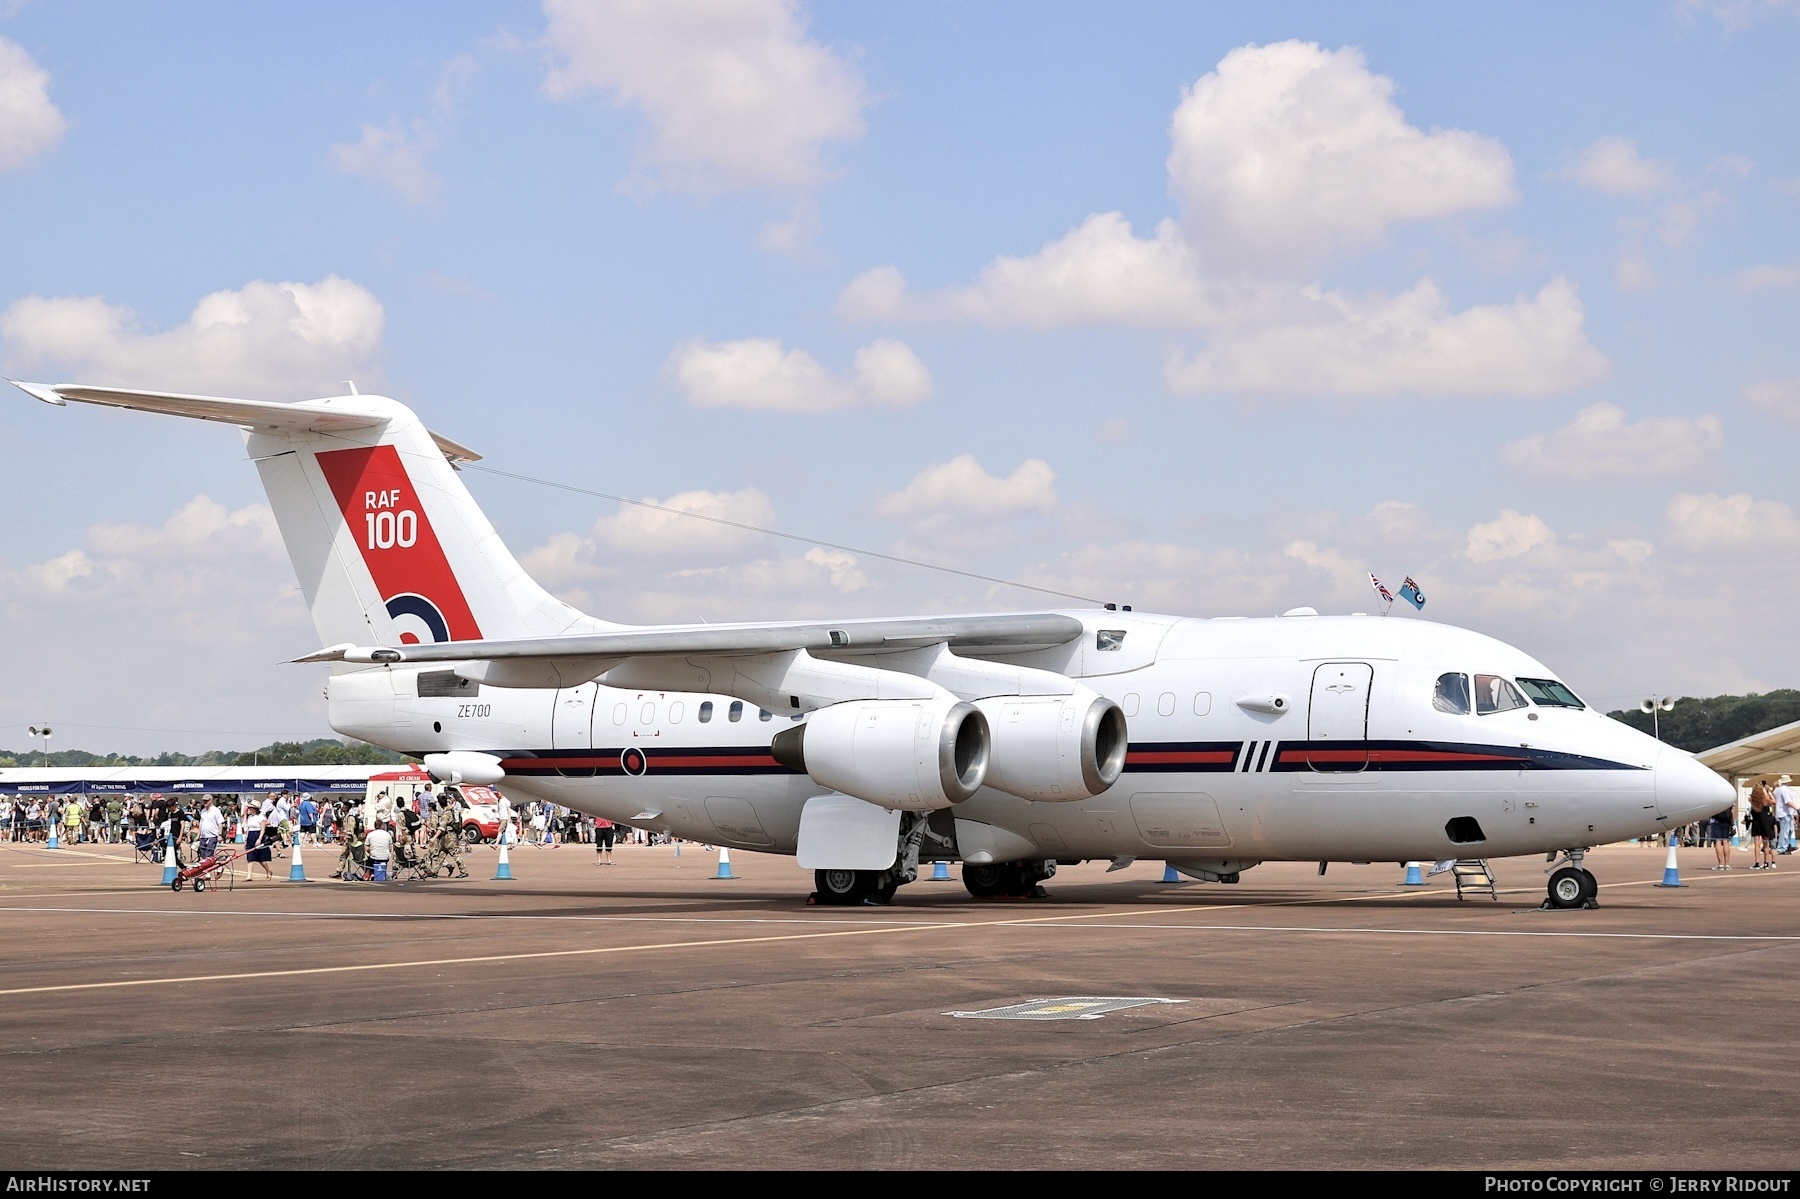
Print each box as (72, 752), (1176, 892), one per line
(947, 997), (1185, 1021)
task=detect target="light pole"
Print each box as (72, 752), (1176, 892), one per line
(1639, 696), (1675, 741)
(27, 725), (52, 767)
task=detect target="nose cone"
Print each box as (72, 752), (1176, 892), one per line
(1656, 747), (1735, 824)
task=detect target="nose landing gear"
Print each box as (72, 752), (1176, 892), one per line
(1543, 848), (1599, 910)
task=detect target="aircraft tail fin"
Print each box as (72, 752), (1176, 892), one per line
(11, 381), (608, 650)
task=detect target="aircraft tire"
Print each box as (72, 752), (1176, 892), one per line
(1546, 866), (1588, 909)
(814, 868), (867, 905)
(1578, 869), (1598, 902)
(962, 863), (1008, 899)
(964, 863), (1043, 899)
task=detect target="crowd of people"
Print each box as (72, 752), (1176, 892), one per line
(8, 775), (1800, 880)
(1671, 774), (1798, 870)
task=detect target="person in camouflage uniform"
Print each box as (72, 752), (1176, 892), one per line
(334, 801), (367, 881)
(431, 797), (468, 879)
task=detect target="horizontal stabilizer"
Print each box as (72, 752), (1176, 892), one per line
(11, 381), (387, 435)
(9, 381), (481, 462)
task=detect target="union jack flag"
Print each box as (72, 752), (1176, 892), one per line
(1369, 573), (1396, 605)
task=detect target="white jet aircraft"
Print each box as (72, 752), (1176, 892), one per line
(12, 382), (1732, 908)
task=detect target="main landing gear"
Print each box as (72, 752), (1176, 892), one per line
(811, 812), (938, 906)
(1543, 848), (1599, 910)
(813, 868), (898, 906)
(962, 860), (1055, 900)
(809, 814), (1058, 906)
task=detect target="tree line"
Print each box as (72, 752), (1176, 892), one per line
(1605, 689), (1800, 753)
(0, 737), (407, 769)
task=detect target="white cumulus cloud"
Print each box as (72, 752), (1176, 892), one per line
(522, 487), (778, 585)
(1167, 41), (1516, 271)
(1743, 379), (1800, 422)
(0, 34), (67, 172)
(875, 455), (1057, 524)
(1500, 403), (1723, 479)
(841, 214), (1221, 328)
(0, 495), (322, 754)
(542, 0), (867, 195)
(1566, 135), (1673, 195)
(1465, 510), (1555, 563)
(1164, 278), (1608, 396)
(669, 337), (930, 412)
(1735, 263), (1800, 290)
(1667, 492), (1800, 549)
(0, 276), (385, 398)
(837, 41), (1603, 398)
(329, 120), (439, 205)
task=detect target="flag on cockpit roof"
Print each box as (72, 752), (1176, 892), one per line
(1399, 577), (1426, 610)
(1369, 573), (1395, 605)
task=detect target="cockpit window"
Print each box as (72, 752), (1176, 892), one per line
(1474, 674), (1529, 714)
(1433, 672), (1471, 715)
(1515, 677), (1585, 709)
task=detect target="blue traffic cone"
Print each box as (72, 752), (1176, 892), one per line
(1404, 861), (1424, 886)
(1655, 837), (1686, 888)
(714, 846), (736, 879)
(493, 824), (514, 880)
(46, 821), (60, 849)
(1159, 863), (1180, 883)
(288, 831), (309, 882)
(161, 831), (178, 886)
(929, 860), (952, 881)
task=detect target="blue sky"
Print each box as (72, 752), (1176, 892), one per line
(2, 1), (1797, 754)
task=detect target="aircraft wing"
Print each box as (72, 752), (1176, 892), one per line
(299, 612), (1085, 665)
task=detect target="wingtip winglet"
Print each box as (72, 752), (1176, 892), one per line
(9, 380), (66, 406)
(292, 642), (357, 664)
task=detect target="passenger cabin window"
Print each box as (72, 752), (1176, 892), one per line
(1474, 674), (1529, 715)
(639, 702), (656, 724)
(728, 701), (743, 722)
(612, 703), (627, 725)
(698, 701), (714, 723)
(1515, 677), (1586, 709)
(1095, 629), (1126, 652)
(759, 708), (773, 722)
(1433, 673), (1471, 715)
(669, 701), (684, 724)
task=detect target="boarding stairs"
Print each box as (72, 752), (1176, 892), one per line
(1448, 859), (1497, 901)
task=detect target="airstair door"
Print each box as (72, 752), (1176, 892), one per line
(553, 683), (597, 775)
(1308, 662), (1373, 772)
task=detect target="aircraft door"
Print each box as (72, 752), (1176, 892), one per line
(553, 684), (597, 776)
(1307, 662), (1373, 772)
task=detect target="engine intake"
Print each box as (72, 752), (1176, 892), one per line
(771, 698), (989, 811)
(975, 692), (1127, 802)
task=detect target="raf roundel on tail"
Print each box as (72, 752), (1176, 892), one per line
(385, 593), (451, 645)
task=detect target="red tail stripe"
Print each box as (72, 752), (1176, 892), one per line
(316, 444), (483, 641)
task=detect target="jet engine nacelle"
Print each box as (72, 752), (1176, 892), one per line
(771, 697), (989, 811)
(975, 691), (1127, 802)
